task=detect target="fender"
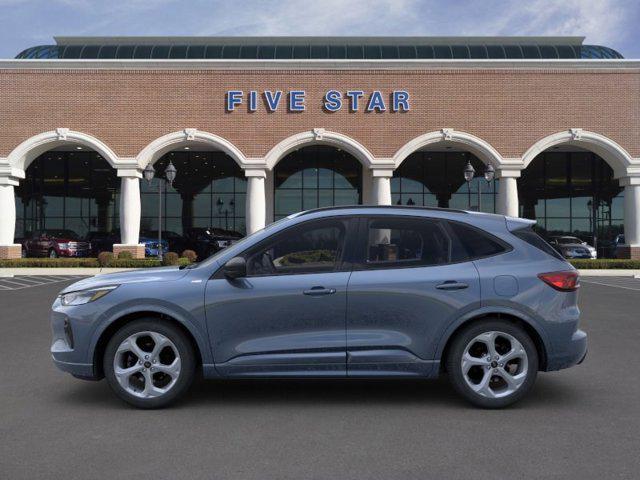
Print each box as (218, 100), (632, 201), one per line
(88, 299), (214, 366)
(432, 304), (552, 361)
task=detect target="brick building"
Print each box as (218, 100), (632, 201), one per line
(0, 36), (638, 258)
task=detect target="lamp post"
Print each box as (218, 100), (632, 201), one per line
(463, 161), (494, 212)
(217, 197), (235, 230)
(143, 161), (177, 261)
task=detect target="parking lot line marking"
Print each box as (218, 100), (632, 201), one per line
(11, 276), (49, 284)
(581, 279), (640, 291)
(0, 278), (36, 287)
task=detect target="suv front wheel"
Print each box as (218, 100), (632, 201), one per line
(446, 319), (538, 408)
(103, 319), (196, 409)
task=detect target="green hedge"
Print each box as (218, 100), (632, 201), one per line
(569, 259), (640, 269)
(0, 257), (191, 268)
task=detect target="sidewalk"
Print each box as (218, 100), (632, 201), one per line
(1, 267), (639, 278)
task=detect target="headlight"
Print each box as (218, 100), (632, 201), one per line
(60, 285), (118, 306)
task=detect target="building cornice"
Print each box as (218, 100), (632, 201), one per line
(0, 59), (639, 71)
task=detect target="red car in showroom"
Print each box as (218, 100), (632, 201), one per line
(22, 230), (91, 258)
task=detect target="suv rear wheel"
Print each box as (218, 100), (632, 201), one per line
(446, 319), (538, 408)
(103, 319), (196, 409)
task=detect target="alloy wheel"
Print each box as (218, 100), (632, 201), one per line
(113, 331), (181, 399)
(461, 331), (528, 399)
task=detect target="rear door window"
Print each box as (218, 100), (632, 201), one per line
(360, 217), (452, 269)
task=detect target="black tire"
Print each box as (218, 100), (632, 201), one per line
(446, 319), (538, 409)
(103, 319), (196, 409)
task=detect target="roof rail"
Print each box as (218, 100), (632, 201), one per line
(297, 205), (469, 216)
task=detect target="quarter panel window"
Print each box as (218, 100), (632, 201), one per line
(447, 221), (507, 260)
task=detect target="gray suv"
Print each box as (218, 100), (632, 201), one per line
(51, 207), (587, 409)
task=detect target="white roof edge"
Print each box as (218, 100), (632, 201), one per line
(52, 36), (588, 47)
(1, 58), (638, 70)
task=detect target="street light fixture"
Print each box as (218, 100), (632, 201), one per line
(463, 161), (494, 212)
(143, 161), (177, 261)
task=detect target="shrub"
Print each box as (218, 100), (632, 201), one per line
(0, 258), (100, 268)
(570, 259), (640, 269)
(181, 249), (197, 263)
(162, 252), (180, 266)
(97, 251), (114, 267)
(117, 250), (133, 260)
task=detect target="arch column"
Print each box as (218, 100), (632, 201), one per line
(371, 169), (393, 206)
(618, 176), (640, 259)
(113, 166), (145, 259)
(496, 169), (521, 217)
(245, 168), (267, 235)
(0, 165), (23, 259)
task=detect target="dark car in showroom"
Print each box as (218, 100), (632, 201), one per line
(141, 230), (188, 254)
(85, 231), (119, 256)
(183, 227), (243, 260)
(548, 236), (597, 259)
(22, 229), (91, 258)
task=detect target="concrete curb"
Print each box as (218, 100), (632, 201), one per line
(578, 269), (640, 277)
(0, 268), (137, 277)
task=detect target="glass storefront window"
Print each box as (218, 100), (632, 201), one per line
(518, 151), (623, 257)
(392, 151), (497, 212)
(274, 146), (362, 219)
(15, 151), (120, 239)
(140, 151), (246, 235)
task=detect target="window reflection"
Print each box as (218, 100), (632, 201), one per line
(274, 146), (362, 219)
(141, 151), (247, 235)
(518, 151), (623, 257)
(15, 151), (120, 239)
(392, 152), (497, 212)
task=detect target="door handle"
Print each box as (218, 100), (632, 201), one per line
(436, 281), (469, 290)
(303, 286), (337, 296)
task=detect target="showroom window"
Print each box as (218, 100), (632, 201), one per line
(274, 146), (362, 220)
(518, 151), (623, 257)
(141, 151), (247, 235)
(392, 152), (497, 212)
(15, 151), (120, 239)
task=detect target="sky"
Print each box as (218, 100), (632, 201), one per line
(0, 0), (638, 58)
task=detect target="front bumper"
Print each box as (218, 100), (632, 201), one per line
(546, 329), (588, 371)
(50, 302), (101, 380)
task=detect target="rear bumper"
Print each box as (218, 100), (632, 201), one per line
(545, 329), (588, 371)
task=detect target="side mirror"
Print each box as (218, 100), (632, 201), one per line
(224, 256), (246, 279)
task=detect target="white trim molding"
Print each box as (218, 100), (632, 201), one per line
(521, 129), (636, 178)
(7, 129), (120, 171)
(136, 129), (247, 168)
(393, 129), (507, 169)
(264, 129), (376, 170)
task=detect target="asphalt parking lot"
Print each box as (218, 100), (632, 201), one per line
(1, 277), (639, 479)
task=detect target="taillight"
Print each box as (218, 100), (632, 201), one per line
(538, 271), (580, 291)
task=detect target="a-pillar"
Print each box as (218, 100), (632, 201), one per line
(496, 170), (520, 217)
(372, 169), (393, 206)
(0, 174), (22, 259)
(618, 177), (640, 259)
(113, 169), (145, 259)
(245, 168), (267, 235)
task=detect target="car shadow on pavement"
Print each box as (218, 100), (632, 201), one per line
(54, 374), (580, 411)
